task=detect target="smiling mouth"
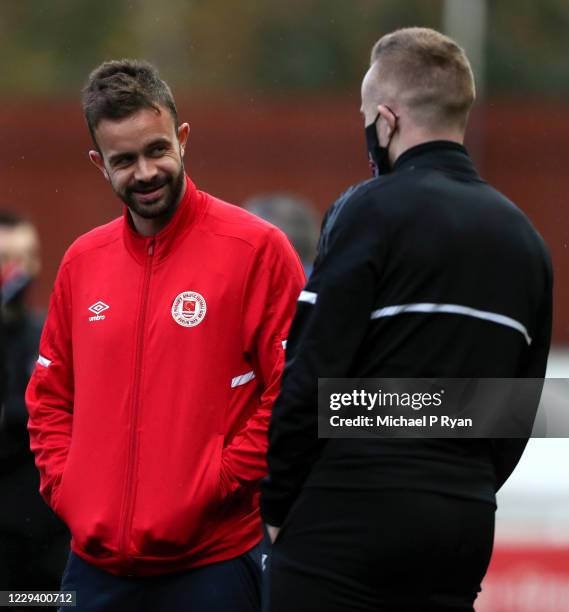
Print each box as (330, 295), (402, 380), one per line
(132, 184), (166, 203)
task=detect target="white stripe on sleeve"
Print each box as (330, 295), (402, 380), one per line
(370, 302), (532, 345)
(37, 355), (52, 368)
(298, 290), (317, 304)
(231, 370), (256, 388)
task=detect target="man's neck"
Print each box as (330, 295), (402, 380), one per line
(390, 129), (465, 167)
(130, 212), (174, 237)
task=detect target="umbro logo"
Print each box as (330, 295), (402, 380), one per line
(88, 301), (109, 322)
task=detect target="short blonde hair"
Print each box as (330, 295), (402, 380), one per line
(370, 27), (475, 129)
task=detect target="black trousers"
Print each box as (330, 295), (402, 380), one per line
(266, 488), (495, 612)
(60, 544), (263, 612)
(0, 458), (69, 592)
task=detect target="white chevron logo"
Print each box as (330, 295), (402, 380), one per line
(88, 301), (109, 322)
(88, 301), (109, 315)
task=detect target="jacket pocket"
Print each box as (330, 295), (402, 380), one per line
(130, 433), (224, 558)
(52, 461), (70, 520)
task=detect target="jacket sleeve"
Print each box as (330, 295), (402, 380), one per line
(219, 227), (306, 498)
(261, 190), (383, 526)
(25, 261), (74, 509)
(492, 249), (553, 491)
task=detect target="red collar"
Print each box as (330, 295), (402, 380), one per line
(122, 175), (203, 264)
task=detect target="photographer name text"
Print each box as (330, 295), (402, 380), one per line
(329, 414), (472, 429)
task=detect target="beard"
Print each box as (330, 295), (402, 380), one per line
(114, 163), (185, 220)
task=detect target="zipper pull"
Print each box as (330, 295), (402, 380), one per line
(148, 241), (155, 256)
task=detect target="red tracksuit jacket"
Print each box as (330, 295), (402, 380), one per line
(25, 176), (305, 575)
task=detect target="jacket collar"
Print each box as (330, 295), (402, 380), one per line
(393, 140), (478, 176)
(122, 175), (203, 264)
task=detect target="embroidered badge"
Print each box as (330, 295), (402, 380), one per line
(171, 291), (207, 327)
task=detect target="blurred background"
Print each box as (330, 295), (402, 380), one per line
(1, 0), (568, 609)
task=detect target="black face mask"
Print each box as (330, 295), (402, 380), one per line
(365, 110), (396, 178)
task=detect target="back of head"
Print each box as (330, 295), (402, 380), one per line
(82, 59), (178, 145)
(370, 27), (475, 131)
(244, 194), (319, 266)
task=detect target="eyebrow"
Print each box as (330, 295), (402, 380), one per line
(107, 151), (134, 166)
(144, 137), (171, 151)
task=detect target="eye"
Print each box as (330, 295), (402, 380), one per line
(112, 155), (134, 169)
(150, 145), (168, 157)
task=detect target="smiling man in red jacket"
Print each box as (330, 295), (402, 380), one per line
(25, 59), (305, 612)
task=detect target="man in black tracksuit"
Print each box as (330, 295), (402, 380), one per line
(261, 28), (552, 612)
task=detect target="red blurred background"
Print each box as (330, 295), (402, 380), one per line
(3, 97), (568, 343)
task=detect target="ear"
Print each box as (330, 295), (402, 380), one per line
(376, 104), (397, 142)
(178, 122), (190, 156)
(89, 150), (110, 181)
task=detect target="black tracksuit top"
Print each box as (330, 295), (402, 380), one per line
(261, 141), (553, 527)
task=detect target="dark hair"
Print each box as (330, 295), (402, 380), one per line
(82, 59), (178, 145)
(0, 211), (26, 228)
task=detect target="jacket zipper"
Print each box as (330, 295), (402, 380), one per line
(119, 239), (154, 567)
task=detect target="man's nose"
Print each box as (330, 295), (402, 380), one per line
(134, 157), (158, 183)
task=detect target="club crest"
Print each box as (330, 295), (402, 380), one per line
(171, 291), (207, 327)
